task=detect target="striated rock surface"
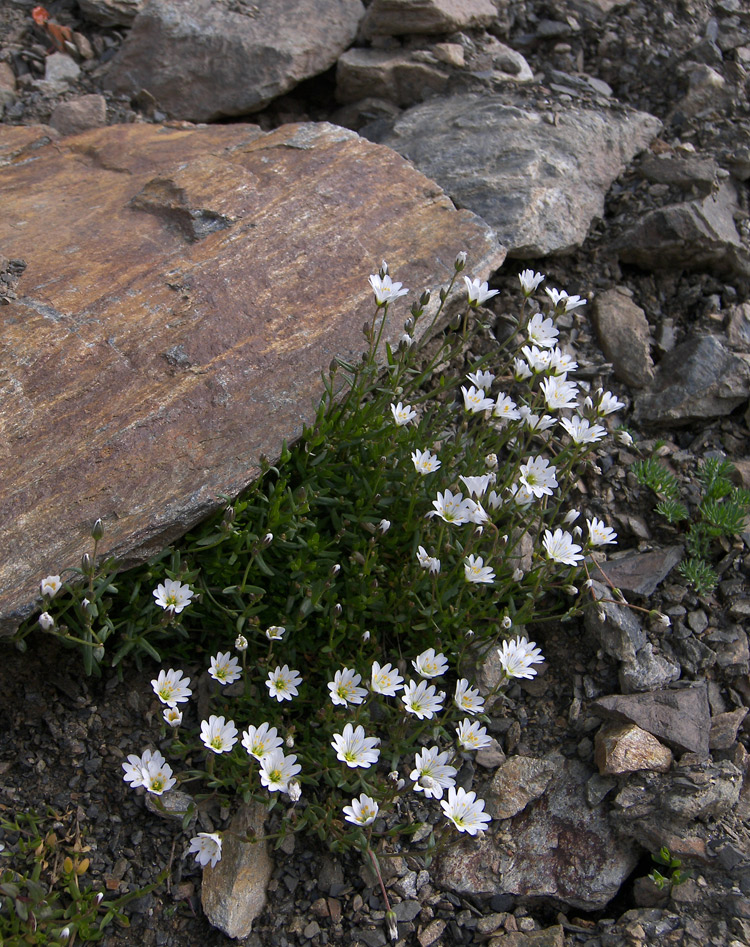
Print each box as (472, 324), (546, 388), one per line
(103, 0), (365, 121)
(365, 93), (661, 257)
(594, 723), (674, 775)
(0, 121), (504, 633)
(360, 0), (497, 37)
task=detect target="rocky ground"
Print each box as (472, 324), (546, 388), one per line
(2, 0), (750, 945)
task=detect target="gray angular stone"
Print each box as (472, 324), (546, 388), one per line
(336, 48), (449, 107)
(486, 756), (557, 819)
(633, 334), (750, 426)
(44, 53), (80, 84)
(619, 641), (681, 694)
(591, 288), (655, 388)
(594, 546), (684, 597)
(360, 0), (496, 37)
(104, 0), (365, 121)
(594, 723), (673, 775)
(77, 0), (144, 26)
(584, 581), (647, 664)
(710, 708), (749, 750)
(594, 684), (711, 756)
(49, 95), (107, 136)
(365, 93), (661, 257)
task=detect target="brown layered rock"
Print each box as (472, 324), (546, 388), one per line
(0, 121), (505, 633)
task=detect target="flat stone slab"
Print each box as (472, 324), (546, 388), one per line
(0, 121), (504, 632)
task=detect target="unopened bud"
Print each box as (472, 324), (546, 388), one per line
(81, 553), (92, 573)
(333, 603), (342, 618)
(286, 732), (295, 748)
(91, 518), (104, 541)
(287, 779), (302, 802)
(330, 563), (341, 577)
(60, 928), (71, 941)
(362, 630), (371, 642)
(419, 289), (431, 307)
(485, 453), (498, 470)
(501, 615), (512, 630)
(263, 532), (273, 546)
(380, 260), (389, 278)
(38, 612), (54, 631)
(404, 316), (414, 333)
(386, 910), (399, 941)
(465, 628), (475, 639)
(93, 645), (105, 662)
(454, 250), (467, 271)
(563, 585), (579, 596)
(235, 634), (248, 652)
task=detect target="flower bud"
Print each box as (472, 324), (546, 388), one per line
(485, 453), (498, 470)
(380, 260), (389, 278)
(263, 532), (273, 546)
(403, 316), (414, 333)
(362, 630), (371, 642)
(235, 634), (248, 652)
(454, 250), (467, 271)
(419, 289), (431, 307)
(81, 553), (92, 574)
(563, 585), (579, 596)
(501, 615), (512, 630)
(60, 928), (71, 941)
(333, 603), (342, 618)
(330, 563), (341, 577)
(38, 612), (54, 631)
(287, 780), (302, 802)
(91, 518), (104, 540)
(386, 910), (399, 941)
(93, 645), (105, 662)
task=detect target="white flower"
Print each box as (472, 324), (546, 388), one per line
(235, 634), (248, 652)
(200, 715), (238, 754)
(454, 678), (485, 714)
(426, 489), (476, 525)
(485, 453), (498, 470)
(563, 509), (580, 525)
(400, 332), (415, 347)
(464, 555), (495, 585)
(287, 779), (302, 802)
(401, 679), (445, 719)
(265, 625), (286, 641)
(343, 793), (379, 826)
(519, 456), (558, 498)
(548, 347), (578, 375)
(122, 749), (166, 789)
(487, 489), (502, 510)
(378, 519), (391, 533)
(541, 375), (579, 411)
(464, 276), (499, 306)
(411, 448), (441, 474)
(371, 661), (404, 696)
(440, 787), (491, 835)
(412, 648), (449, 678)
(466, 369), (495, 390)
(542, 528), (583, 565)
(559, 415), (607, 444)
(527, 312), (559, 348)
(596, 390), (625, 416)
(40, 575), (62, 598)
(616, 429), (634, 447)
(416, 546), (441, 574)
(259, 748), (302, 792)
(466, 499), (489, 526)
(151, 668), (192, 707)
(545, 287), (587, 312)
(461, 385), (495, 414)
(519, 407), (556, 433)
(38, 611), (54, 631)
(369, 273), (409, 305)
(242, 722), (284, 760)
(188, 833), (222, 868)
(328, 668), (368, 707)
(514, 357), (532, 380)
(410, 747), (457, 799)
(459, 473), (493, 497)
(509, 481), (534, 507)
(493, 393), (520, 421)
(521, 344), (552, 373)
(153, 578), (193, 614)
(163, 707), (183, 728)
(208, 652), (242, 685)
(587, 517), (617, 546)
(455, 250), (467, 270)
(518, 269), (545, 296)
(266, 665), (302, 701)
(141, 758), (176, 795)
(456, 719), (492, 750)
(498, 636), (545, 680)
(331, 723), (380, 769)
(391, 401), (417, 426)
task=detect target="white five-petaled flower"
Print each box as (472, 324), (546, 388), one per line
(559, 415), (607, 444)
(493, 393), (521, 421)
(153, 578), (194, 614)
(454, 679), (485, 714)
(416, 546), (441, 574)
(519, 406), (556, 433)
(266, 665), (302, 701)
(265, 625), (286, 641)
(163, 707), (183, 728)
(441, 787), (492, 835)
(40, 575), (62, 598)
(509, 481), (534, 507)
(242, 722), (284, 761)
(456, 718), (492, 750)
(459, 473), (493, 497)
(466, 369), (495, 390)
(151, 668), (192, 707)
(498, 635), (545, 680)
(200, 715), (238, 754)
(518, 269), (545, 296)
(521, 344), (552, 373)
(343, 793), (379, 826)
(369, 273), (409, 305)
(587, 517), (618, 546)
(401, 679), (445, 720)
(141, 757), (177, 795)
(461, 385), (495, 414)
(427, 489), (477, 525)
(410, 746), (457, 800)
(549, 347), (578, 375)
(371, 661), (404, 696)
(412, 648), (449, 678)
(331, 723), (381, 769)
(122, 748), (167, 789)
(464, 555), (495, 585)
(411, 448), (441, 474)
(259, 748), (302, 792)
(209, 651), (242, 685)
(541, 375), (579, 411)
(596, 390), (626, 416)
(464, 276), (499, 306)
(545, 287), (587, 312)
(189, 833), (222, 869)
(527, 312), (559, 348)
(519, 456), (558, 498)
(328, 667), (368, 707)
(542, 528), (583, 566)
(391, 401), (417, 426)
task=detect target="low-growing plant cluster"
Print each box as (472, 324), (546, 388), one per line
(19, 255), (626, 892)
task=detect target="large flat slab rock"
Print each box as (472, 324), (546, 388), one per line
(364, 93), (662, 257)
(0, 121), (504, 633)
(103, 0), (365, 122)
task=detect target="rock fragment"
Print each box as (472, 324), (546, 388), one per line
(594, 723), (674, 775)
(591, 288), (654, 388)
(49, 94), (107, 136)
(360, 0), (496, 37)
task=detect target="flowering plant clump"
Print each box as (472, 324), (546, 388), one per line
(24, 258), (626, 892)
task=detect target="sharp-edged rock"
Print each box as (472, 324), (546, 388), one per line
(77, 0), (144, 26)
(359, 0), (497, 38)
(591, 288), (655, 388)
(103, 0), (365, 121)
(0, 121), (505, 634)
(594, 723), (674, 775)
(593, 546), (684, 597)
(486, 756), (557, 819)
(364, 93), (661, 257)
